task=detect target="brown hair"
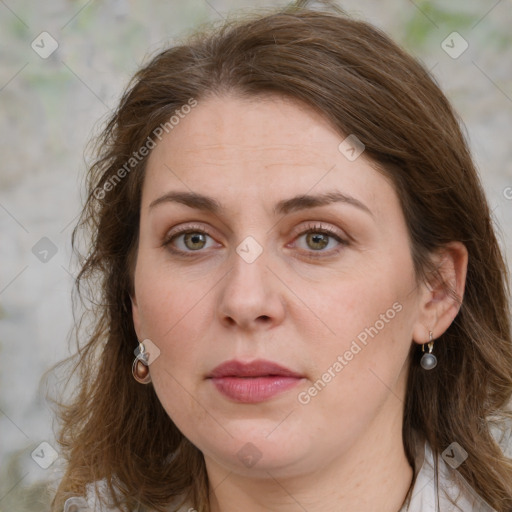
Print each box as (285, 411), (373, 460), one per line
(51, 1), (512, 510)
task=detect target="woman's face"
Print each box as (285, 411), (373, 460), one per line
(131, 93), (428, 478)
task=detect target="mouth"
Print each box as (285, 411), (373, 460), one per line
(206, 359), (304, 403)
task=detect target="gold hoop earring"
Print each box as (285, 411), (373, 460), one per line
(420, 331), (437, 370)
(132, 341), (152, 384)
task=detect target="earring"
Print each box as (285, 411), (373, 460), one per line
(420, 331), (437, 370)
(64, 496), (89, 512)
(132, 341), (152, 384)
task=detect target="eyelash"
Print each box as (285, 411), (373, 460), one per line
(291, 222), (348, 259)
(162, 224), (213, 258)
(162, 222), (348, 259)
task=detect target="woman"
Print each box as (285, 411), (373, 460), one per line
(53, 1), (512, 511)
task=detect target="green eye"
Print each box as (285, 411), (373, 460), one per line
(305, 232), (330, 250)
(183, 232), (207, 250)
(164, 229), (217, 253)
(295, 228), (344, 254)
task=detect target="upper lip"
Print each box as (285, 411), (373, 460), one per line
(207, 359), (303, 379)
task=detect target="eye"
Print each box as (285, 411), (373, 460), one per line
(180, 232), (210, 251)
(292, 223), (348, 256)
(301, 232), (333, 251)
(163, 226), (219, 254)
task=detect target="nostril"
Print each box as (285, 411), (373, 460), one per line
(225, 316), (236, 326)
(222, 314), (273, 328)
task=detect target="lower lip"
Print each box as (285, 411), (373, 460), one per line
(210, 376), (302, 403)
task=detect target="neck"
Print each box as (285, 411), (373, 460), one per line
(206, 398), (414, 512)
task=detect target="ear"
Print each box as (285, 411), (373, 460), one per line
(412, 241), (468, 344)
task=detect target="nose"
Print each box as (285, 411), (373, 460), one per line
(217, 247), (286, 331)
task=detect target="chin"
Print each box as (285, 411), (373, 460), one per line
(199, 426), (316, 477)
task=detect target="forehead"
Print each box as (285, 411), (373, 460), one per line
(156, 94), (336, 159)
(142, 93), (396, 218)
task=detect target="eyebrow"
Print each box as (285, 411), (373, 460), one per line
(149, 191), (222, 213)
(274, 191), (373, 217)
(149, 190), (373, 217)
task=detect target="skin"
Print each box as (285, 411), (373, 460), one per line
(131, 93), (468, 512)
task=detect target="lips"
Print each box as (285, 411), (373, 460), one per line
(207, 359), (303, 403)
(208, 359), (303, 379)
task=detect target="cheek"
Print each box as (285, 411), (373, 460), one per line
(135, 266), (215, 431)
(294, 257), (414, 406)
(133, 260), (216, 409)
(135, 258), (213, 341)
(295, 257), (409, 349)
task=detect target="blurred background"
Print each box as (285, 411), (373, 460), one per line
(1, 0), (511, 509)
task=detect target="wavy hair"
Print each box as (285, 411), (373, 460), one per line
(51, 1), (512, 510)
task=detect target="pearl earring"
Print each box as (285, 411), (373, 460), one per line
(420, 331), (437, 370)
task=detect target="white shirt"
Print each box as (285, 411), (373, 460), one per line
(398, 439), (497, 511)
(400, 418), (511, 511)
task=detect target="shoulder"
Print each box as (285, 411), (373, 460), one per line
(489, 413), (512, 458)
(400, 440), (496, 511)
(63, 479), (193, 512)
(401, 417), (512, 512)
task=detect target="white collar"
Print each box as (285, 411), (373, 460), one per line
(399, 438), (497, 511)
